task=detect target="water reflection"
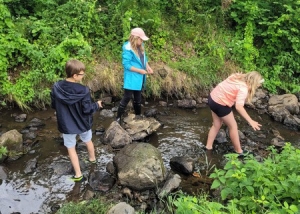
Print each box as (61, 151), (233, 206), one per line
(155, 111), (208, 169)
(0, 178), (50, 214)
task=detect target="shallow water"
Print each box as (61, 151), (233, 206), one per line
(0, 102), (299, 214)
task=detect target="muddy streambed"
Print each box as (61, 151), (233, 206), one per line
(0, 101), (299, 214)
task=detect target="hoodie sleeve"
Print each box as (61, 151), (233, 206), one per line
(50, 87), (56, 109)
(81, 87), (99, 115)
(82, 100), (99, 114)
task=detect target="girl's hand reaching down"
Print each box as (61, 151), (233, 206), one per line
(249, 120), (262, 131)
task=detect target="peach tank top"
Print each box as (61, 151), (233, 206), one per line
(210, 74), (248, 107)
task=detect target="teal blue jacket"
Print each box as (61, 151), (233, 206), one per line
(122, 41), (148, 90)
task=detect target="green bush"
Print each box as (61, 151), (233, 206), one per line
(171, 57), (220, 88)
(0, 0), (225, 109)
(225, 0), (300, 93)
(210, 143), (300, 213)
(0, 1), (94, 109)
(173, 193), (241, 214)
(1, 0), (300, 109)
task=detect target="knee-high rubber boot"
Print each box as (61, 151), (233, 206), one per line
(133, 102), (141, 116)
(116, 104), (126, 124)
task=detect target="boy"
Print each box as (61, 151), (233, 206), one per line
(51, 59), (102, 182)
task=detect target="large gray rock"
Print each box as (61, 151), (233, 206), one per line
(268, 94), (300, 129)
(113, 143), (166, 190)
(0, 129), (23, 161)
(123, 114), (162, 141)
(0, 129), (23, 147)
(268, 94), (299, 115)
(103, 121), (132, 149)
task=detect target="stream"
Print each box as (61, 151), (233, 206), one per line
(0, 101), (299, 214)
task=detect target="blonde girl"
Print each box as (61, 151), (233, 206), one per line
(116, 28), (154, 123)
(205, 71), (264, 155)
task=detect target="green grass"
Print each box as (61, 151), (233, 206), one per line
(57, 199), (110, 214)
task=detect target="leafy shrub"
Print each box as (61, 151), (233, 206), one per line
(210, 143), (300, 213)
(171, 57), (220, 88)
(2, 0), (300, 109)
(0, 1), (94, 109)
(172, 192), (241, 214)
(225, 0), (300, 93)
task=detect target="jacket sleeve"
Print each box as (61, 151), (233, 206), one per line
(50, 89), (56, 109)
(81, 88), (99, 114)
(122, 45), (134, 71)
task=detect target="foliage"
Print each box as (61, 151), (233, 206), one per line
(0, 1), (93, 109)
(171, 57), (220, 87)
(0, 146), (7, 159)
(1, 0), (300, 109)
(56, 198), (109, 214)
(225, 0), (300, 93)
(210, 143), (300, 213)
(0, 0), (225, 109)
(172, 192), (241, 214)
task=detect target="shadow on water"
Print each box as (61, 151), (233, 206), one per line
(0, 102), (299, 213)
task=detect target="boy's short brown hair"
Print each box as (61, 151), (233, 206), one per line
(65, 59), (86, 78)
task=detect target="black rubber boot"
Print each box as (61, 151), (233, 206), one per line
(133, 102), (141, 115)
(133, 102), (143, 120)
(116, 104), (126, 124)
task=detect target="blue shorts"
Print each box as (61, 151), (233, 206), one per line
(63, 129), (92, 149)
(208, 95), (232, 117)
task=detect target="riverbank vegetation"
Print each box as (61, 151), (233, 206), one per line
(0, 0), (299, 110)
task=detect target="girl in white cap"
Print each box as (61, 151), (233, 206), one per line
(205, 71), (264, 156)
(116, 28), (153, 123)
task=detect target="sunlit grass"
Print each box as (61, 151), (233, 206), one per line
(57, 198), (111, 214)
(11, 94), (31, 111)
(83, 58), (240, 101)
(85, 60), (123, 97)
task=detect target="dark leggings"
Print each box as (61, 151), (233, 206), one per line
(120, 89), (142, 107)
